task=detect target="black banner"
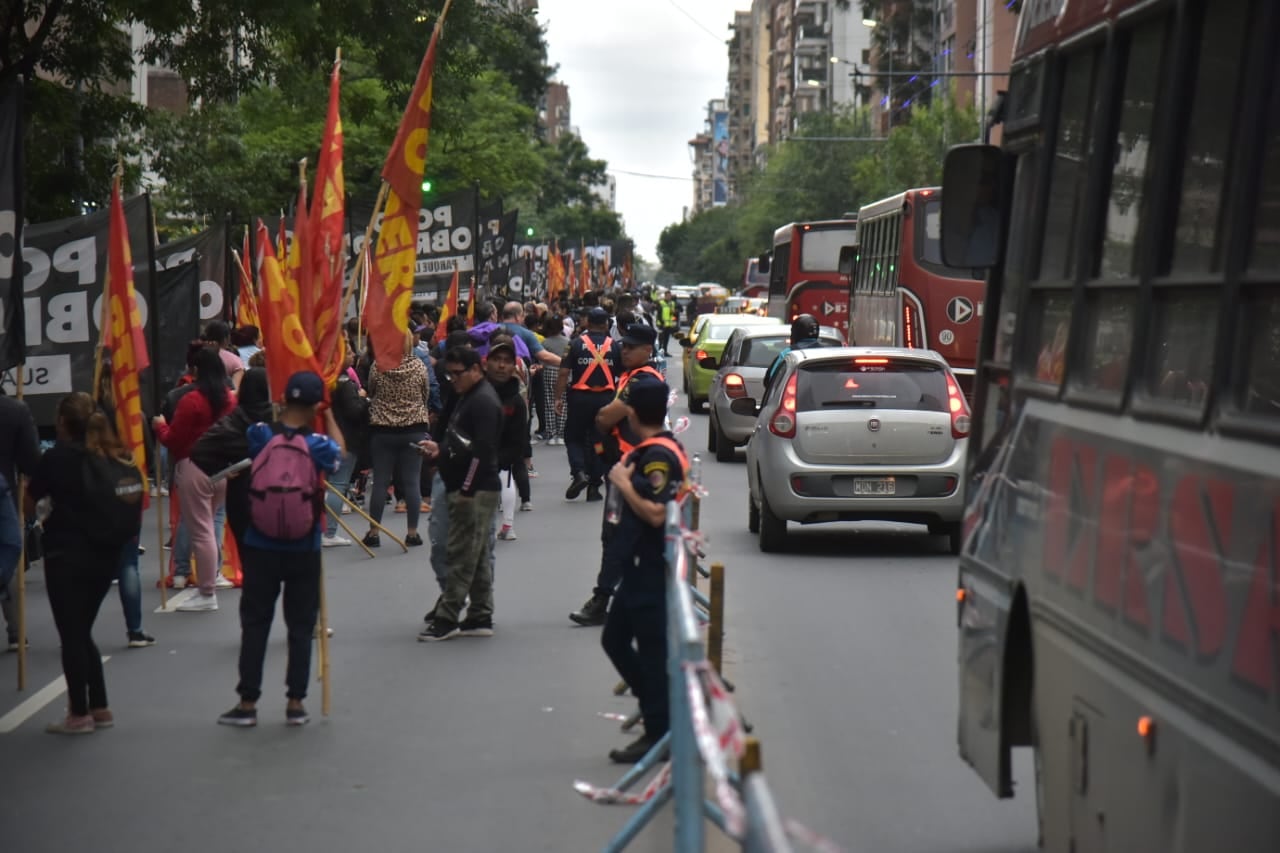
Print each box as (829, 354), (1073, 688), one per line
(156, 224), (228, 327)
(6, 196), (155, 425)
(475, 200), (503, 294)
(351, 188), (477, 302)
(512, 241), (549, 301)
(0, 80), (25, 372)
(152, 260), (202, 395)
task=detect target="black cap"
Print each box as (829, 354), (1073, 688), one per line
(621, 324), (657, 348)
(285, 371), (325, 405)
(587, 307), (610, 325)
(627, 376), (669, 421)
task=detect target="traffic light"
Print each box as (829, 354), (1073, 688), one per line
(525, 226), (535, 237)
(421, 179), (433, 193)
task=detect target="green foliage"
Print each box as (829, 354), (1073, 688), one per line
(859, 0), (937, 118)
(658, 98), (980, 288)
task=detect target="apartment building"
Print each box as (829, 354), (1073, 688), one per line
(727, 10), (755, 200)
(689, 98), (729, 215)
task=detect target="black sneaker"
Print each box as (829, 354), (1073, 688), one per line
(405, 533), (423, 547)
(565, 473), (590, 500)
(569, 594), (609, 627)
(609, 733), (665, 764)
(585, 485), (603, 502)
(218, 706), (258, 727)
(127, 631), (157, 648)
(362, 531), (381, 548)
(418, 620), (459, 642)
(458, 618), (494, 638)
(286, 706), (310, 727)
(423, 607), (436, 625)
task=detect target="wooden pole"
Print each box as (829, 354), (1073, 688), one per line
(153, 432), (168, 609)
(324, 481), (408, 552)
(15, 364), (26, 690)
(708, 562), (725, 675)
(324, 504), (375, 558)
(740, 737), (762, 776)
(318, 562), (331, 716)
(340, 182), (389, 350)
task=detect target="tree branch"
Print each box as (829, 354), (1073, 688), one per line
(14, 0), (64, 78)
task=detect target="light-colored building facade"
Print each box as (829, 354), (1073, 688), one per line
(689, 98), (728, 215)
(727, 10), (755, 199)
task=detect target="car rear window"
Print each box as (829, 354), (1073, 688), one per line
(796, 359), (949, 412)
(739, 337), (789, 367)
(704, 324), (742, 342)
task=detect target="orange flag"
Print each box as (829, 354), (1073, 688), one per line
(432, 267), (460, 345)
(579, 243), (588, 297)
(366, 9), (449, 373)
(236, 228), (261, 329)
(286, 174), (311, 338)
(310, 55), (345, 383)
(256, 221), (322, 400)
(623, 250), (633, 289)
(102, 175), (150, 482)
(465, 276), (476, 328)
(547, 241), (564, 302)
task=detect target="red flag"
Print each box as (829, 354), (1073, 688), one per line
(547, 240), (564, 302)
(256, 221), (322, 400)
(465, 276), (476, 328)
(286, 174), (311, 339)
(310, 56), (346, 383)
(367, 12), (449, 372)
(432, 268), (460, 345)
(102, 176), (150, 481)
(579, 243), (588, 298)
(236, 229), (261, 329)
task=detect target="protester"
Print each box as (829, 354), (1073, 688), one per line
(569, 324), (663, 626)
(599, 377), (689, 762)
(31, 392), (145, 734)
(487, 336), (528, 540)
(500, 301), (563, 368)
(0, 387), (38, 652)
(538, 314), (569, 446)
(424, 331), (471, 597)
(154, 346), (236, 609)
(416, 346), (503, 642)
(232, 325), (262, 364)
(324, 351), (369, 546)
(218, 371), (343, 728)
(556, 307), (618, 504)
(202, 320), (246, 390)
(363, 332), (431, 548)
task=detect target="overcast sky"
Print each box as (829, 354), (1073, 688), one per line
(538, 0), (746, 264)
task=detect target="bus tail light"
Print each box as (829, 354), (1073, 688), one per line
(769, 374), (799, 438)
(948, 376), (971, 438)
(724, 373), (746, 399)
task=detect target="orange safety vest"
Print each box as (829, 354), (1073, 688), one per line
(572, 334), (617, 392)
(613, 365), (666, 456)
(626, 435), (691, 496)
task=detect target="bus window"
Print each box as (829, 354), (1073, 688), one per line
(1173, 1), (1250, 273)
(1144, 288), (1218, 406)
(1030, 292), (1073, 385)
(770, 241), (791, 298)
(1079, 290), (1136, 393)
(1239, 291), (1280, 416)
(994, 152), (1040, 365)
(800, 227), (855, 272)
(1039, 50), (1102, 280)
(1099, 22), (1166, 278)
(921, 200), (943, 266)
(1250, 48), (1280, 270)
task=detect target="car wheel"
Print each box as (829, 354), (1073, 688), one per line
(946, 522), (963, 555)
(747, 489), (759, 533)
(758, 488), (786, 553)
(713, 418), (734, 462)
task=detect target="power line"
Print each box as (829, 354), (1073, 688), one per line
(609, 168), (693, 182)
(664, 0), (727, 44)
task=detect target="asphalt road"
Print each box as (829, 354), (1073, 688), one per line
(1, 357), (1036, 853)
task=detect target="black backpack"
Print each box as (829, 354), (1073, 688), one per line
(81, 453), (145, 549)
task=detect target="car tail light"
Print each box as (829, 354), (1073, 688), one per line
(769, 373), (798, 438)
(947, 375), (971, 438)
(695, 349), (708, 361)
(724, 373), (746, 399)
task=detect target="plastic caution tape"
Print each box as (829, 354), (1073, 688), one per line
(684, 662), (747, 838)
(573, 762), (672, 806)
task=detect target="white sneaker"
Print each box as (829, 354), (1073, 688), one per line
(171, 576), (188, 590)
(215, 575), (235, 589)
(519, 501), (533, 512)
(322, 533), (353, 548)
(497, 526), (518, 541)
(176, 593), (218, 612)
(340, 504), (352, 515)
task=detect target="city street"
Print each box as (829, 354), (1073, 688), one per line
(1, 379), (1035, 852)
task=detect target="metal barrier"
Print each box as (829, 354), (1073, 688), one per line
(575, 487), (827, 852)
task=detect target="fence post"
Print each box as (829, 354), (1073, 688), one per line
(667, 501), (705, 852)
(708, 562), (725, 675)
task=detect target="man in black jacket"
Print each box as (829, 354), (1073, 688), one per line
(416, 347), (504, 642)
(486, 336), (528, 541)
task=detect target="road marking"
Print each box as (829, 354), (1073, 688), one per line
(0, 656), (111, 734)
(155, 587), (200, 613)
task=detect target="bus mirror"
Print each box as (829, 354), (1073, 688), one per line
(941, 144), (1002, 270)
(838, 246), (856, 278)
(756, 253), (771, 275)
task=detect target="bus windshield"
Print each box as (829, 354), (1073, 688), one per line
(800, 226), (856, 272)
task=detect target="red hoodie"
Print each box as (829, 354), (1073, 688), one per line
(156, 388), (236, 461)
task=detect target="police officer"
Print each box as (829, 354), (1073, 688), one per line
(568, 324), (664, 626)
(657, 291), (678, 357)
(555, 307), (619, 503)
(598, 376), (689, 763)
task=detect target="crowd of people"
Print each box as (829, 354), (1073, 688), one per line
(0, 287), (693, 762)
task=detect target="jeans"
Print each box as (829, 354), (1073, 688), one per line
(175, 458), (228, 595)
(434, 490), (501, 625)
(324, 452), (359, 535)
(369, 428), (427, 530)
(117, 537), (144, 634)
(46, 550), (116, 716)
(173, 504), (227, 579)
(602, 600), (670, 737)
(428, 473), (449, 590)
(236, 546), (321, 702)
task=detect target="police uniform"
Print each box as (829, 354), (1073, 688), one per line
(599, 380), (689, 758)
(563, 308), (620, 495)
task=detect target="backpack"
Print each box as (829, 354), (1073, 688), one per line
(82, 453), (145, 549)
(247, 428), (321, 540)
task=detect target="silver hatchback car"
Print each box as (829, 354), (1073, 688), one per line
(737, 347), (971, 553)
(704, 326), (844, 462)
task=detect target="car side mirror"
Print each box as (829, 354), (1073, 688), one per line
(698, 355), (717, 370)
(729, 397), (759, 417)
(941, 143), (1003, 269)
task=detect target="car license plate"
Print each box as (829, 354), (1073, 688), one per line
(853, 477), (896, 496)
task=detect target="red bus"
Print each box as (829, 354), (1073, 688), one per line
(850, 188), (985, 390)
(741, 256), (769, 298)
(765, 219), (857, 340)
(942, 1), (1280, 850)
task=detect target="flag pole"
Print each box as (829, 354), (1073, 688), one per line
(318, 561), (331, 716)
(338, 181), (389, 358)
(15, 364), (26, 690)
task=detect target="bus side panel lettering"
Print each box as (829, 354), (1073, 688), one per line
(1123, 464), (1158, 630)
(1094, 454), (1134, 613)
(1162, 477), (1232, 659)
(1231, 498), (1279, 696)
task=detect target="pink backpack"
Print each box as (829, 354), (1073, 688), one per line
(248, 431), (321, 540)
